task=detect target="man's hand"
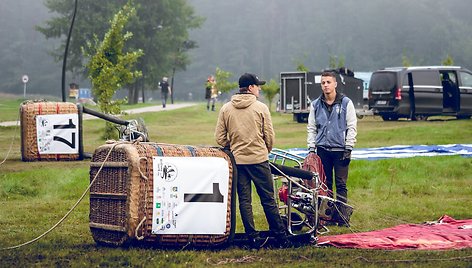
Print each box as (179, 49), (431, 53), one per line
(342, 149), (351, 160)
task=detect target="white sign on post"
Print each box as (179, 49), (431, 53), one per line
(151, 156), (229, 235)
(36, 114), (79, 154)
(22, 75), (29, 98)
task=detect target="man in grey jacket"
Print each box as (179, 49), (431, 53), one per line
(307, 71), (357, 225)
(215, 73), (290, 248)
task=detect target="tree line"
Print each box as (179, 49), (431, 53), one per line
(1, 0), (472, 102)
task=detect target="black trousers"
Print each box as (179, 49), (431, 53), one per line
(236, 161), (285, 238)
(161, 92), (168, 107)
(317, 147), (350, 203)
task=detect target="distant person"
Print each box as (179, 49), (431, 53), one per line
(215, 72), (291, 248)
(205, 76), (213, 110)
(307, 71), (357, 226)
(159, 76), (171, 108)
(206, 75), (218, 111)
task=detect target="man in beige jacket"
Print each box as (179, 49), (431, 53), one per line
(215, 73), (290, 249)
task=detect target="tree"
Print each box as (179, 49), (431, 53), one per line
(170, 40), (198, 104)
(328, 54), (345, 69)
(442, 54), (454, 66)
(293, 54), (310, 72)
(37, 0), (203, 103)
(296, 62), (310, 72)
(84, 1), (143, 139)
(261, 79), (279, 112)
(402, 53), (413, 67)
(329, 55), (337, 69)
(214, 67), (238, 94)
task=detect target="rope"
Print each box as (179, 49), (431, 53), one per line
(135, 155), (149, 241)
(332, 202), (362, 238)
(0, 112), (20, 166)
(207, 255), (263, 265)
(0, 141), (123, 250)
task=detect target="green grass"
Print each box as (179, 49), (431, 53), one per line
(0, 97), (24, 122)
(0, 95), (165, 123)
(0, 98), (471, 267)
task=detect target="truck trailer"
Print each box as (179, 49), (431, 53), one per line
(279, 70), (368, 123)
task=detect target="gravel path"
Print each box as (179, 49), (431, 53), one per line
(0, 102), (198, 127)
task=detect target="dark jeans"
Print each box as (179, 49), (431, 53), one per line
(207, 97), (216, 111)
(161, 92), (168, 107)
(317, 147), (350, 203)
(236, 161), (286, 238)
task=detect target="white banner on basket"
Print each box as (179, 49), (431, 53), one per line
(151, 156), (229, 235)
(36, 114), (79, 154)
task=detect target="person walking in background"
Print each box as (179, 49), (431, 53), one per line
(205, 75), (218, 111)
(215, 73), (291, 248)
(205, 75), (213, 111)
(159, 76), (171, 108)
(307, 71), (357, 226)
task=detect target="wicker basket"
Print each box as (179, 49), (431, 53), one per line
(20, 101), (83, 161)
(89, 142), (236, 248)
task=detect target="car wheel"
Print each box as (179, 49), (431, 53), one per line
(415, 115), (428, 121)
(382, 115), (399, 121)
(381, 115), (391, 121)
(409, 112), (426, 121)
(456, 115), (471, 120)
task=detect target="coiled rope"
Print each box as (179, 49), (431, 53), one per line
(1, 141), (124, 250)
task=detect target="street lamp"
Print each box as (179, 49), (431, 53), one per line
(61, 0), (78, 102)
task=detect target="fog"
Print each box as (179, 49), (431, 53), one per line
(1, 0), (472, 100)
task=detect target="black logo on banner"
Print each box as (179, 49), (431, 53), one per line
(157, 159), (178, 182)
(184, 183), (224, 203)
(53, 118), (77, 149)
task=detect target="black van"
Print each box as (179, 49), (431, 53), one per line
(368, 66), (472, 120)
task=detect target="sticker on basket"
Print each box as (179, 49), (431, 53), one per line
(36, 113), (79, 154)
(152, 156), (229, 235)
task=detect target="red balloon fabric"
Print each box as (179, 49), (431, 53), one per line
(317, 215), (472, 250)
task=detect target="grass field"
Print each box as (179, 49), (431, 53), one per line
(0, 98), (471, 267)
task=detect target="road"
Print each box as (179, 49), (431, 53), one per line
(0, 102), (198, 127)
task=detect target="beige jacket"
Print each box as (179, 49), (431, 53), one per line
(215, 93), (274, 164)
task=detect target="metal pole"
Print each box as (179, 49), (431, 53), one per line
(141, 73), (145, 103)
(23, 83), (26, 98)
(82, 106), (129, 126)
(171, 67), (176, 104)
(62, 0), (78, 102)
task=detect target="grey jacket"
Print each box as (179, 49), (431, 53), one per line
(307, 93), (357, 151)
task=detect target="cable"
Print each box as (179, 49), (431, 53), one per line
(1, 142), (122, 250)
(0, 112), (20, 166)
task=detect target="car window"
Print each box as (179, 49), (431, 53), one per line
(370, 72), (396, 91)
(408, 71), (440, 86)
(459, 71), (472, 87)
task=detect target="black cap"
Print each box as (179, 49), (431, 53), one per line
(238, 73), (266, 88)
